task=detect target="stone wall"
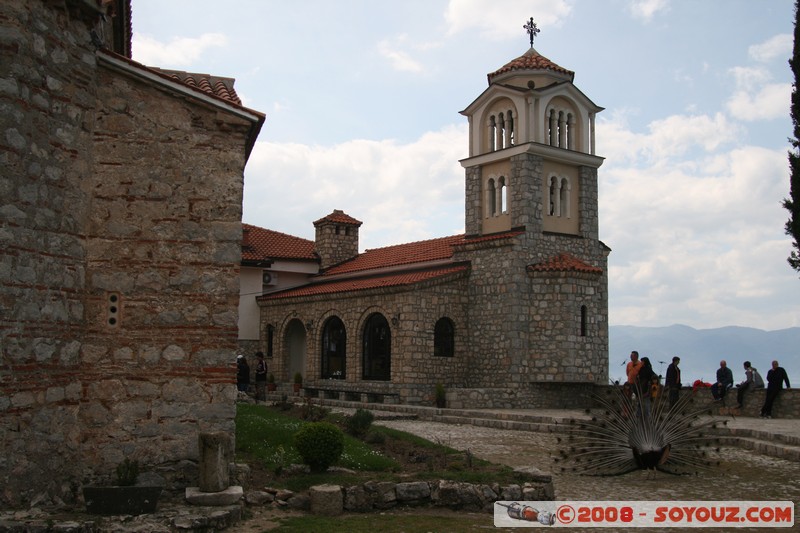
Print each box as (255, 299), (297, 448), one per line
(693, 386), (800, 419)
(0, 0), (255, 507)
(259, 273), (470, 405)
(457, 152), (608, 398)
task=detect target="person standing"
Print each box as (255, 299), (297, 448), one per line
(711, 360), (734, 401)
(760, 360), (791, 418)
(736, 361), (754, 409)
(636, 357), (655, 416)
(626, 351), (643, 386)
(254, 351), (267, 402)
(236, 354), (250, 393)
(664, 356), (681, 408)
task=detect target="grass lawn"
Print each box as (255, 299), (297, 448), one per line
(235, 402), (523, 492)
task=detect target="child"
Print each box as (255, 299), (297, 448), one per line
(650, 374), (662, 402)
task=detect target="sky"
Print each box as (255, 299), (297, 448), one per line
(131, 0), (800, 333)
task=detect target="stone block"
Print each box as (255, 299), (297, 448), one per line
(395, 481), (430, 502)
(343, 485), (372, 512)
(309, 484), (343, 516)
(198, 432), (232, 492)
(245, 490), (274, 505)
(185, 486), (242, 506)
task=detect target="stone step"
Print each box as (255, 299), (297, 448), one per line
(302, 397), (799, 463)
(715, 436), (800, 462)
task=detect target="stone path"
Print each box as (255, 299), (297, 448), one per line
(374, 418), (800, 504)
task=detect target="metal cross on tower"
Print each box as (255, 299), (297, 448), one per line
(523, 17), (540, 47)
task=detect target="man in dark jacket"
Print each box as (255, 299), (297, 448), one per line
(711, 360), (734, 401)
(664, 356), (681, 408)
(254, 351), (267, 402)
(760, 360), (791, 418)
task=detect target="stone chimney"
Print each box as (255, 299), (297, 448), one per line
(313, 210), (362, 269)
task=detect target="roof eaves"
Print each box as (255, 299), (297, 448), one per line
(96, 50), (265, 160)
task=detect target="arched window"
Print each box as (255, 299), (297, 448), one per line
(497, 113), (504, 149)
(580, 305), (588, 337)
(548, 175), (571, 218)
(546, 105), (577, 150)
(498, 176), (508, 214)
(434, 317), (455, 357)
(486, 178), (497, 217)
(363, 313), (390, 381)
(559, 177), (570, 218)
(321, 316), (346, 379)
(549, 176), (558, 216)
(506, 111), (514, 146)
(489, 115), (497, 151)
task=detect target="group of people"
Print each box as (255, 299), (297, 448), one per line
(711, 359), (791, 418)
(236, 351), (269, 400)
(625, 351), (791, 418)
(625, 351), (682, 410)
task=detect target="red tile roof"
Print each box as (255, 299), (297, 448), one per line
(152, 68), (242, 105)
(488, 48), (574, 83)
(324, 234), (465, 275)
(527, 253), (603, 274)
(242, 223), (317, 262)
(259, 265), (469, 300)
(313, 209), (362, 227)
(255, 227), (524, 300)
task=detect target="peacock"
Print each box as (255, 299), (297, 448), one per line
(553, 383), (725, 478)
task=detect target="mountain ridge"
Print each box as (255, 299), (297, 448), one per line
(608, 324), (800, 385)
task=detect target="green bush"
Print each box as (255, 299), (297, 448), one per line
(346, 408), (374, 438)
(292, 422), (344, 472)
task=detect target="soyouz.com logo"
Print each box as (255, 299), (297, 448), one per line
(493, 501), (795, 528)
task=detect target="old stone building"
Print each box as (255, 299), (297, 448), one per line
(256, 42), (610, 408)
(0, 0), (263, 506)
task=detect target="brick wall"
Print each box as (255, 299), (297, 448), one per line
(0, 0), (254, 507)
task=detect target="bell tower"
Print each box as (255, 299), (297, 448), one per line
(458, 19), (610, 397)
(459, 18), (604, 241)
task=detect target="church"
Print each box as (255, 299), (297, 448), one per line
(255, 26), (610, 409)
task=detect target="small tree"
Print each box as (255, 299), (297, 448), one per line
(293, 422), (344, 472)
(786, 0), (800, 273)
(346, 408), (374, 437)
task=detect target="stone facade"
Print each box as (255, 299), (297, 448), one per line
(257, 46), (609, 408)
(0, 0), (263, 507)
(261, 272), (471, 405)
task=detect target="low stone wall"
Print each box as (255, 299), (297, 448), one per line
(306, 476), (554, 515)
(444, 384), (798, 419)
(691, 386), (799, 419)
(445, 383), (603, 410)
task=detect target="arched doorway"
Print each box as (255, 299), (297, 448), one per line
(363, 313), (390, 381)
(321, 316), (346, 379)
(284, 319), (306, 382)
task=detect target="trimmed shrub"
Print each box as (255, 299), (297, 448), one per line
(346, 408), (374, 438)
(292, 422), (344, 472)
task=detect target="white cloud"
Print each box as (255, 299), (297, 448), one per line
(243, 125), (467, 250)
(377, 37), (425, 73)
(598, 112), (742, 166)
(601, 118), (796, 329)
(749, 34), (792, 62)
(132, 32), (227, 67)
(444, 0), (571, 40)
(726, 82), (791, 121)
(724, 66), (791, 121)
(627, 0), (670, 23)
